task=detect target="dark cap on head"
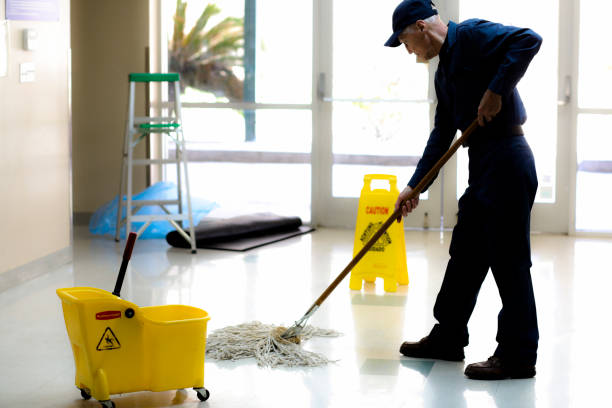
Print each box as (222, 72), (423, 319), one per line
(384, 0), (438, 47)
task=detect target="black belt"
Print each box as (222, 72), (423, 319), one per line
(464, 124), (524, 147)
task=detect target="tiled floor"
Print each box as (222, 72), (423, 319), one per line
(1, 227), (612, 407)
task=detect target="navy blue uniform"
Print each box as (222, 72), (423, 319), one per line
(408, 19), (542, 365)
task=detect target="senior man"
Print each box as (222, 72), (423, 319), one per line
(386, 0), (542, 380)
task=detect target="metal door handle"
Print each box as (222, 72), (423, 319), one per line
(558, 75), (571, 106)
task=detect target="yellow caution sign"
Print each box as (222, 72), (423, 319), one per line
(349, 174), (409, 292)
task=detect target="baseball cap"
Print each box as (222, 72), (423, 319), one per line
(384, 0), (438, 47)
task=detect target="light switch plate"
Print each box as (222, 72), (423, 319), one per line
(20, 62), (35, 82)
(23, 29), (38, 51)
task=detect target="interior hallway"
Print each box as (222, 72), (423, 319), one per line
(1, 227), (610, 408)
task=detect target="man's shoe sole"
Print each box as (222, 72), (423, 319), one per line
(399, 345), (464, 361)
(465, 367), (536, 380)
(400, 353), (464, 362)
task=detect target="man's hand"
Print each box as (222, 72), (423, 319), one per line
(395, 185), (419, 223)
(477, 89), (502, 126)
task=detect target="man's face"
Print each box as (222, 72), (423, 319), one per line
(399, 22), (435, 62)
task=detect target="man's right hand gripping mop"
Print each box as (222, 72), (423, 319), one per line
(206, 119), (480, 368)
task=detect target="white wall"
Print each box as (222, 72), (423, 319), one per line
(0, 0), (72, 274)
(71, 0), (149, 214)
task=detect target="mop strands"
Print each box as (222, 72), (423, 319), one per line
(206, 321), (341, 368)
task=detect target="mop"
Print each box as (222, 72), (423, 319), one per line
(206, 119), (480, 368)
(206, 322), (341, 367)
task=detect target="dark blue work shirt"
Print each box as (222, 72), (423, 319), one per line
(408, 19), (542, 191)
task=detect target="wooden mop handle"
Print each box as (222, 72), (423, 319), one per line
(312, 119), (480, 308)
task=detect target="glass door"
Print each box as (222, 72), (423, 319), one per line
(153, 0), (590, 233)
(457, 0), (567, 232)
(157, 0), (313, 222)
(314, 0), (568, 232)
(313, 0), (443, 229)
(573, 0), (612, 233)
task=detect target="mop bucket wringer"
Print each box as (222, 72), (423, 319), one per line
(56, 233), (211, 407)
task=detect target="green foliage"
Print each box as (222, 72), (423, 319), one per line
(170, 1), (244, 101)
(172, 0), (187, 50)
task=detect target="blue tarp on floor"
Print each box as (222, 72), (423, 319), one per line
(89, 181), (218, 239)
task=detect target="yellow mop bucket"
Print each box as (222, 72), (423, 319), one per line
(349, 174), (408, 292)
(57, 234), (211, 408)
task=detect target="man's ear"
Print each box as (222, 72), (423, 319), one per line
(415, 20), (426, 32)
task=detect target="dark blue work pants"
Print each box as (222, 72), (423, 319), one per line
(429, 135), (539, 365)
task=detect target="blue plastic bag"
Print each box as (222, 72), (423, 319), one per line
(89, 181), (217, 239)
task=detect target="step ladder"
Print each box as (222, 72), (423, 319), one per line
(115, 73), (197, 253)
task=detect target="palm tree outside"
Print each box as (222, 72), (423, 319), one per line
(169, 1), (245, 102)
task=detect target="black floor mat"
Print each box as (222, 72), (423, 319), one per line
(166, 213), (314, 251)
(193, 225), (315, 251)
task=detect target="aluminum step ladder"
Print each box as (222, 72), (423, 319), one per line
(115, 73), (197, 253)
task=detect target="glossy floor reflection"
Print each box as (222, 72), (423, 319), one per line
(1, 227), (611, 408)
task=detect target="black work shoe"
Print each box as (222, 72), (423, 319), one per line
(465, 356), (536, 380)
(399, 336), (465, 361)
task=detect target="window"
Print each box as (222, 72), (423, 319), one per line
(457, 0), (558, 203)
(161, 0), (313, 221)
(331, 0), (430, 198)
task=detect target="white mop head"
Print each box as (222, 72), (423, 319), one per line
(206, 321), (341, 368)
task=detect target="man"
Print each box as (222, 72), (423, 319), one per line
(385, 0), (542, 380)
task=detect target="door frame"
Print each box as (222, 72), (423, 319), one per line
(311, 0), (451, 229)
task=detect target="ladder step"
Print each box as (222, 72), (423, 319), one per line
(129, 72), (180, 82)
(138, 123), (180, 130)
(129, 214), (189, 222)
(121, 199), (179, 206)
(132, 128), (181, 134)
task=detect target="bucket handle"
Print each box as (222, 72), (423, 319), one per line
(112, 232), (138, 297)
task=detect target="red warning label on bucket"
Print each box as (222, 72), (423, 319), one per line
(96, 327), (121, 351)
(96, 311), (121, 320)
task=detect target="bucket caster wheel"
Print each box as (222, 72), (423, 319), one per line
(79, 388), (91, 400)
(195, 388), (210, 401)
(100, 400), (115, 408)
